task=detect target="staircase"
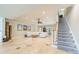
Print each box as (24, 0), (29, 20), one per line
(57, 16), (79, 54)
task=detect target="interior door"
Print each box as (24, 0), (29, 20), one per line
(4, 22), (12, 42)
(9, 25), (12, 39)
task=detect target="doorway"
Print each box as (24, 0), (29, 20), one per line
(3, 22), (12, 42)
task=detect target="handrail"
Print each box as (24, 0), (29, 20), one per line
(64, 16), (79, 50)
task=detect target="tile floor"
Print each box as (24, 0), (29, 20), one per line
(0, 37), (68, 54)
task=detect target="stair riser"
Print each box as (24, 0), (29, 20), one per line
(57, 45), (79, 54)
(57, 39), (74, 43)
(58, 34), (72, 36)
(58, 35), (72, 37)
(57, 42), (77, 48)
(58, 36), (73, 38)
(58, 32), (72, 34)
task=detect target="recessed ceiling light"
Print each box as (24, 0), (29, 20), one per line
(24, 17), (28, 19)
(46, 17), (48, 19)
(42, 11), (46, 14)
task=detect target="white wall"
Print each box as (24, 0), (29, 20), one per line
(65, 5), (79, 48)
(0, 16), (5, 42)
(9, 20), (28, 39)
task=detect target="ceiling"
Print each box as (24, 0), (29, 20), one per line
(0, 4), (72, 20)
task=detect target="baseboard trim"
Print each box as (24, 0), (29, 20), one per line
(51, 45), (57, 48)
